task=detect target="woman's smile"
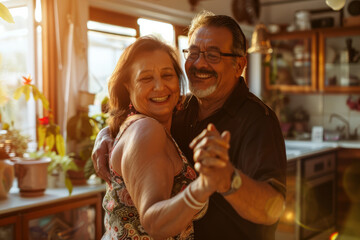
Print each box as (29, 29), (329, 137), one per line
(151, 95), (170, 103)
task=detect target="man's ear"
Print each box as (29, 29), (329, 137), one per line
(235, 56), (247, 78)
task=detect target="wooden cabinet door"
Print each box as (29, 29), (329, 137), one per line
(265, 30), (318, 93)
(21, 194), (102, 240)
(318, 27), (360, 93)
(0, 215), (21, 240)
(336, 148), (360, 236)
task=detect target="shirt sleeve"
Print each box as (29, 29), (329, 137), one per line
(237, 112), (287, 198)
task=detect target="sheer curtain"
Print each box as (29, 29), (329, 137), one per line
(53, 0), (89, 140)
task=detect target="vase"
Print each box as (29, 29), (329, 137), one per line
(0, 159), (15, 199)
(13, 157), (51, 197)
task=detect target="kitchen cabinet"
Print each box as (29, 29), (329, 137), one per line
(0, 185), (105, 240)
(336, 148), (360, 237)
(276, 148), (338, 240)
(0, 215), (20, 240)
(265, 30), (317, 93)
(265, 26), (360, 93)
(319, 27), (360, 93)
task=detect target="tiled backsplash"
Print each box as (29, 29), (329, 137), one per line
(287, 94), (360, 137)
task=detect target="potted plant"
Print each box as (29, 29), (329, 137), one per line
(66, 96), (108, 184)
(11, 75), (77, 195)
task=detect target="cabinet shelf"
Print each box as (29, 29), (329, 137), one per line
(325, 62), (360, 68)
(265, 27), (360, 93)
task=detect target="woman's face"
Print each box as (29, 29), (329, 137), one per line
(127, 50), (180, 124)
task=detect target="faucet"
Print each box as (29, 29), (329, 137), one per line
(329, 113), (350, 140)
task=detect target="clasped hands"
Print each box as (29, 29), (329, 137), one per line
(189, 123), (234, 194)
(91, 123), (235, 193)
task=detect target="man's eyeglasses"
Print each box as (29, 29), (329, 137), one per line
(182, 49), (242, 63)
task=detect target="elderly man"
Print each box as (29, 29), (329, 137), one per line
(92, 11), (286, 240)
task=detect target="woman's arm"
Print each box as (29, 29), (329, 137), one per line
(111, 118), (214, 239)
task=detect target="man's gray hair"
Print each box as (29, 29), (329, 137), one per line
(188, 10), (247, 56)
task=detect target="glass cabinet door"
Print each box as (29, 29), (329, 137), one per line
(0, 216), (18, 240)
(265, 31), (317, 93)
(28, 205), (96, 240)
(319, 27), (360, 93)
(0, 224), (15, 240)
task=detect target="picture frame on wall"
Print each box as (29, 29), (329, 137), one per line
(310, 8), (343, 29)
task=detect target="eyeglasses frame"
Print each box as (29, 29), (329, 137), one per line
(182, 49), (243, 63)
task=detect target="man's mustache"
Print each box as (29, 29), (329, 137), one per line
(189, 67), (218, 78)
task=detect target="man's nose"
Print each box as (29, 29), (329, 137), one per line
(193, 52), (208, 67)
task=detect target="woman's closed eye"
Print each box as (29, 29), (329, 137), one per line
(139, 76), (153, 82)
(162, 73), (175, 80)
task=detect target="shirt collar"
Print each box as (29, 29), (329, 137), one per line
(222, 77), (249, 117)
(185, 77), (249, 120)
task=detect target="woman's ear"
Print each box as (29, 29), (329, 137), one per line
(235, 56), (247, 78)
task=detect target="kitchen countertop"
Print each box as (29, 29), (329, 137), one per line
(0, 182), (106, 216)
(1, 140), (358, 215)
(285, 139), (360, 161)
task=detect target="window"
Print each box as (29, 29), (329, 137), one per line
(87, 21), (136, 115)
(87, 14), (183, 114)
(0, 0), (41, 141)
(138, 18), (175, 46)
(178, 35), (189, 93)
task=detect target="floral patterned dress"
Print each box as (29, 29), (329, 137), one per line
(102, 117), (207, 240)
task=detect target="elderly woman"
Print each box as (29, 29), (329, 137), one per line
(102, 36), (226, 240)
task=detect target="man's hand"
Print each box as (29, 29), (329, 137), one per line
(92, 126), (113, 184)
(190, 123), (234, 193)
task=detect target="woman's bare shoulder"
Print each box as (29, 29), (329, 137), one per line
(111, 116), (168, 173)
(122, 116), (167, 153)
(127, 116), (165, 138)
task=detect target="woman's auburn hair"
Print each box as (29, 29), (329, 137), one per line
(107, 36), (186, 138)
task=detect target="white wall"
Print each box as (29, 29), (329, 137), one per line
(260, 0), (329, 25)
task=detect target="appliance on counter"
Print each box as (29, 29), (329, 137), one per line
(276, 150), (337, 240)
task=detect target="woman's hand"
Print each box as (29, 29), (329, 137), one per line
(190, 123), (230, 168)
(190, 123), (234, 193)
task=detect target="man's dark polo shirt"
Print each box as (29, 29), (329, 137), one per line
(171, 77), (287, 240)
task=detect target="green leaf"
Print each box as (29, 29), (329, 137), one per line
(41, 95), (50, 110)
(65, 177), (73, 195)
(0, 2), (15, 24)
(32, 87), (39, 101)
(24, 85), (31, 101)
(30, 85), (49, 109)
(13, 85), (25, 100)
(55, 134), (66, 156)
(2, 123), (9, 130)
(45, 134), (55, 151)
(38, 125), (46, 149)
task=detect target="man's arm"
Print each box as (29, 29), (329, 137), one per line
(91, 126), (113, 184)
(191, 124), (285, 225)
